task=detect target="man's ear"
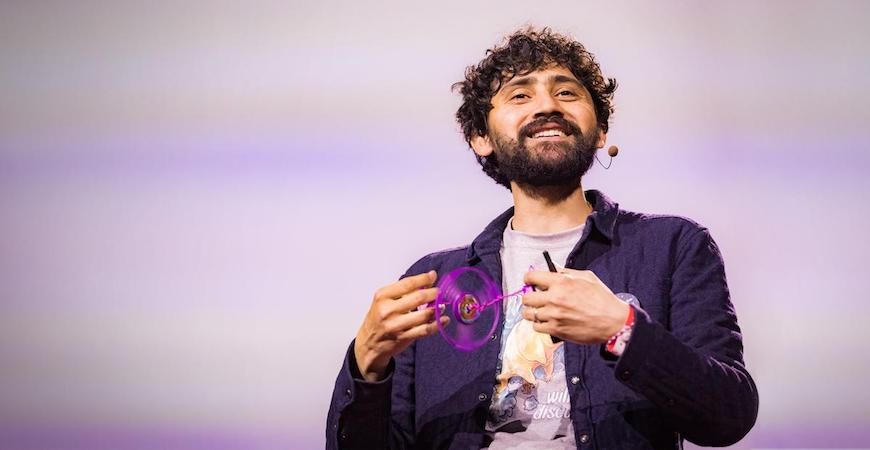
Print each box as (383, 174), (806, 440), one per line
(471, 134), (494, 157)
(595, 129), (607, 149)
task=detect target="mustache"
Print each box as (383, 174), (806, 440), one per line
(519, 115), (582, 138)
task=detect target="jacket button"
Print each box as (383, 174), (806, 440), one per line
(579, 432), (590, 444)
(491, 334), (497, 341)
(570, 376), (580, 385)
(618, 369), (632, 381)
(345, 388), (352, 398)
(478, 393), (488, 402)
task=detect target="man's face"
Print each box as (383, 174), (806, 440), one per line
(472, 65), (605, 189)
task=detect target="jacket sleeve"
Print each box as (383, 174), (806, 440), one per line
(326, 258), (434, 449)
(326, 340), (421, 450)
(325, 340), (395, 449)
(612, 227), (759, 446)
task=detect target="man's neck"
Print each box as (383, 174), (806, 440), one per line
(509, 182), (592, 234)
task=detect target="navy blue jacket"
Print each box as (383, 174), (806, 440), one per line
(327, 190), (758, 449)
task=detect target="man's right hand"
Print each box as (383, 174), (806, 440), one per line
(354, 270), (448, 382)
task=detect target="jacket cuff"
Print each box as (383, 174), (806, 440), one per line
(328, 340), (395, 448)
(344, 339), (395, 409)
(611, 306), (726, 416)
(610, 307), (676, 407)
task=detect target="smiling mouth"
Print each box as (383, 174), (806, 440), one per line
(523, 117), (575, 139)
(530, 129), (567, 138)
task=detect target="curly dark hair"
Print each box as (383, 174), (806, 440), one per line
(452, 27), (617, 188)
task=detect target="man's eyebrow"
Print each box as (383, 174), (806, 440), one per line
(551, 74), (582, 86)
(499, 73), (583, 93)
(500, 74), (535, 91)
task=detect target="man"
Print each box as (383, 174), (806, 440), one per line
(327, 27), (758, 449)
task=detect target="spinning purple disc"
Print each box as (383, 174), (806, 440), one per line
(434, 267), (532, 352)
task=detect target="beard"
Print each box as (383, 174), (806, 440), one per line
(487, 115), (598, 201)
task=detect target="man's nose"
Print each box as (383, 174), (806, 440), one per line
(532, 93), (564, 118)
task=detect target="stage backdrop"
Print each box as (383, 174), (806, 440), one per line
(1, 1), (868, 448)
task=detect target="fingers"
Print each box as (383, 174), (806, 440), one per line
(393, 287), (439, 313)
(523, 268), (599, 288)
(396, 315), (449, 341)
(521, 303), (554, 322)
(521, 305), (541, 322)
(376, 271), (437, 300)
(530, 320), (553, 336)
(371, 286), (442, 342)
(523, 269), (563, 289)
(388, 303), (440, 333)
(523, 292), (547, 308)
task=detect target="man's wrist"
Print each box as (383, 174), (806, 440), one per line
(606, 306), (635, 356)
(353, 344), (389, 382)
(361, 359), (389, 382)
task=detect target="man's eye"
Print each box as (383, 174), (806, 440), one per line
(557, 90), (576, 97)
(511, 93), (529, 100)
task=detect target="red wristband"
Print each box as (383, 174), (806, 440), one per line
(606, 307), (635, 355)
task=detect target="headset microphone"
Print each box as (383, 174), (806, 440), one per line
(596, 145), (619, 169)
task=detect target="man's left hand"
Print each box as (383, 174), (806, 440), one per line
(521, 268), (630, 344)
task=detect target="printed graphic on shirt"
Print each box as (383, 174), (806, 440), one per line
(487, 294), (570, 429)
(486, 218), (583, 444)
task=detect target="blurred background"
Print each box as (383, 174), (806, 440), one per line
(1, 1), (868, 448)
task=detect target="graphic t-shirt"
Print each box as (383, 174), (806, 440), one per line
(485, 218), (585, 449)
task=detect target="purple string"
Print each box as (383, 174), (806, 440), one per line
(478, 284), (532, 309)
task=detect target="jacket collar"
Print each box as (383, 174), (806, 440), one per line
(465, 189), (619, 264)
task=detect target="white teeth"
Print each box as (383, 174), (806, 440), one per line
(532, 129), (565, 138)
